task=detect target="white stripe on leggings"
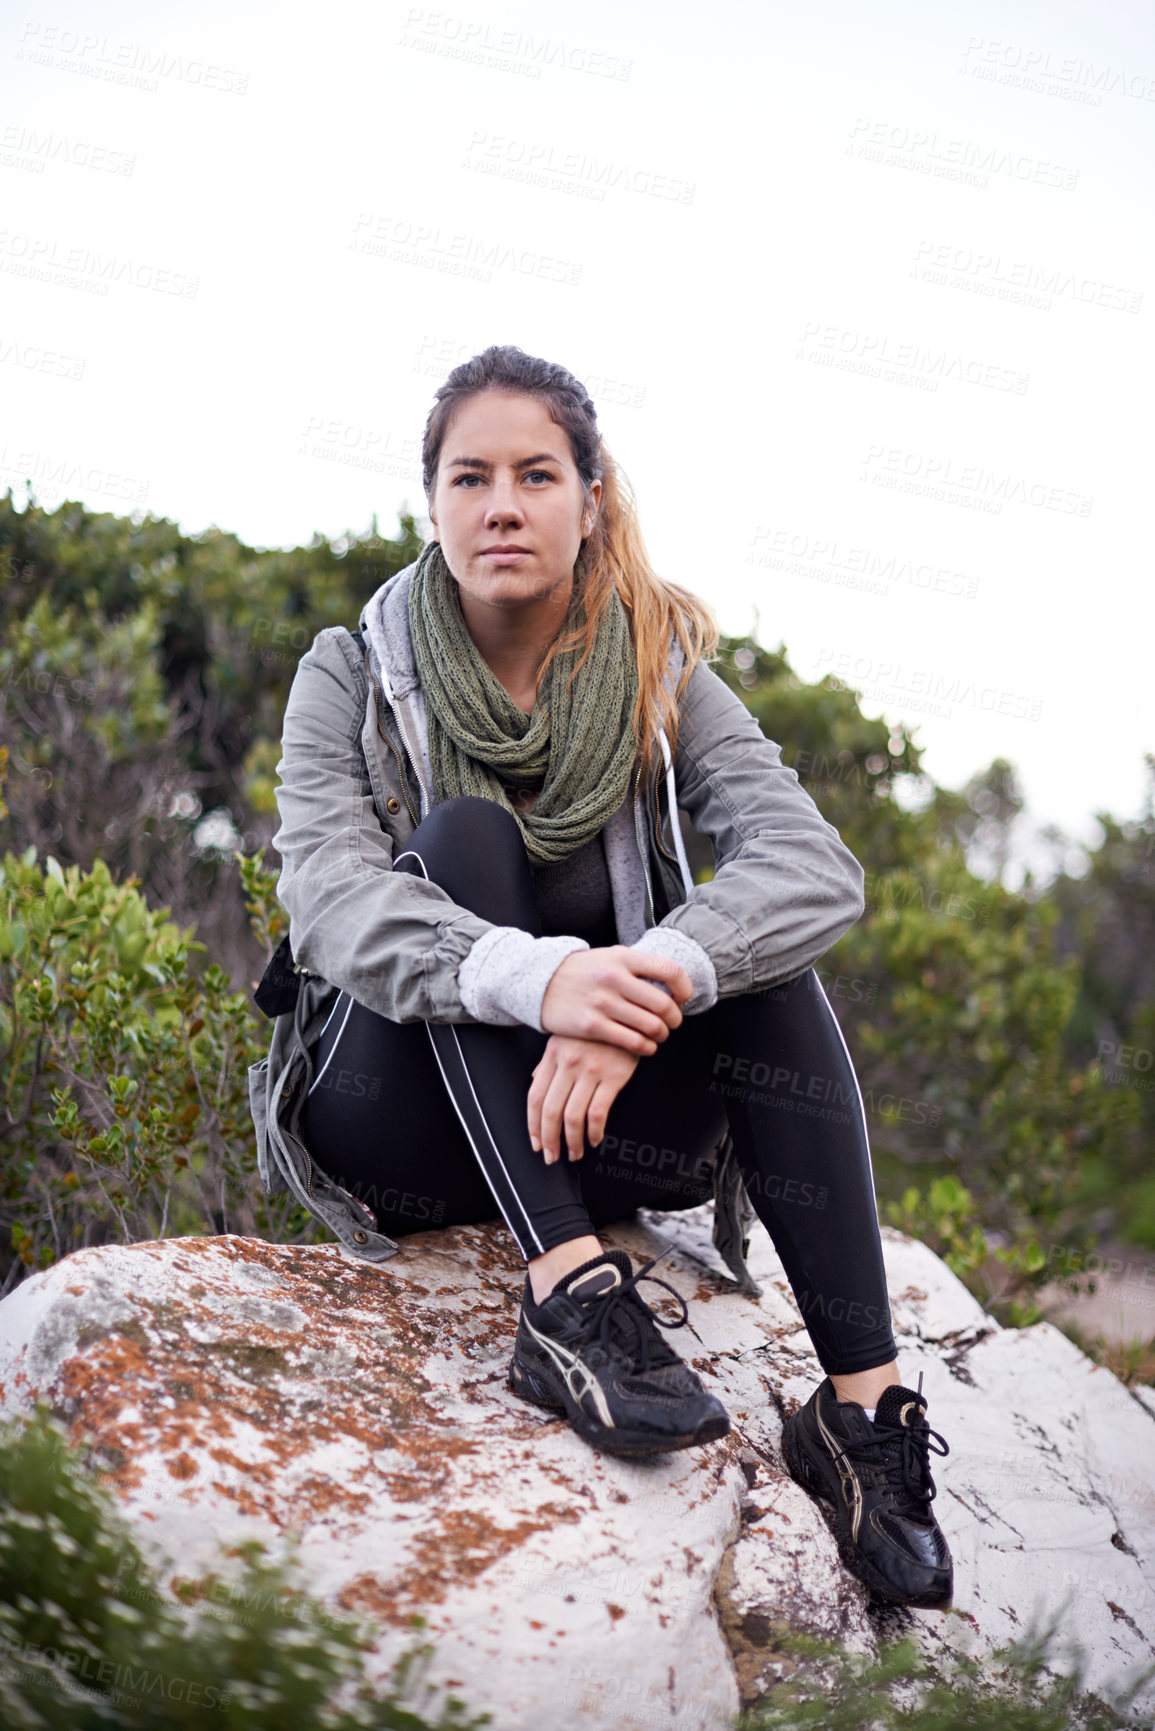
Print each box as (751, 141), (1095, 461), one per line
(307, 992), (353, 1097)
(812, 972), (880, 1210)
(394, 845), (545, 1257)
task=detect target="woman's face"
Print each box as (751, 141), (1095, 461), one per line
(428, 389), (599, 613)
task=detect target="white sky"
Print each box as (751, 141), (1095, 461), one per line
(3, 0), (1153, 863)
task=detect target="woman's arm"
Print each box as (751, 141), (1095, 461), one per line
(644, 659), (866, 1002)
(273, 629), (505, 1024)
(273, 628), (693, 1039)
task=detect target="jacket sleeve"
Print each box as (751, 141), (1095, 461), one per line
(655, 660), (865, 998)
(272, 630), (494, 1024)
(272, 629), (587, 1028)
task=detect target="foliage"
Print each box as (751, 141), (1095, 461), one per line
(1, 493), (1151, 1293)
(0, 1406), (487, 1729)
(0, 844), (319, 1294)
(712, 636), (1143, 1295)
(735, 1623), (1152, 1731)
(884, 1176), (1053, 1328)
(1047, 759), (1155, 1246)
(0, 498), (421, 982)
(1054, 1318), (1155, 1390)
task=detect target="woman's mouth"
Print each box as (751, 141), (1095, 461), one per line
(479, 546), (532, 566)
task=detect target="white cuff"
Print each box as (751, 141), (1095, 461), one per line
(630, 926), (718, 1014)
(458, 927), (589, 1030)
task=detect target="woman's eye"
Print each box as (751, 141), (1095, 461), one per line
(453, 473), (483, 487)
(525, 470), (554, 484)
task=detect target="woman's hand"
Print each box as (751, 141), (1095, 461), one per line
(539, 946), (692, 1055)
(528, 1035), (640, 1164)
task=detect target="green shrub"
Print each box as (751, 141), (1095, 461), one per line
(0, 845), (316, 1293)
(0, 1407), (486, 1730)
(736, 1623), (1153, 1731)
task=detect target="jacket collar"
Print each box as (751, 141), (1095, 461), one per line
(359, 556), (688, 924)
(360, 560), (421, 703)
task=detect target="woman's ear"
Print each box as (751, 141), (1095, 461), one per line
(581, 478), (602, 539)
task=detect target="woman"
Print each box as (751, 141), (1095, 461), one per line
(256, 345), (952, 1610)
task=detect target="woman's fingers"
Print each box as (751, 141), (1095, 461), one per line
(615, 948), (694, 1004)
(538, 1061), (581, 1164)
(579, 1015), (660, 1057)
(587, 1078), (624, 1149)
(529, 1037), (641, 1164)
(540, 948), (694, 1047)
(527, 1050), (557, 1152)
(562, 1073), (599, 1162)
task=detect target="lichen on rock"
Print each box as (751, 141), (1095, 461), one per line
(0, 1207), (1152, 1729)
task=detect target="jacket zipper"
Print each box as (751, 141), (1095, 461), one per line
(362, 641), (419, 829)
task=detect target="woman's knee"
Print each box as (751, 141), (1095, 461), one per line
(396, 795), (537, 926)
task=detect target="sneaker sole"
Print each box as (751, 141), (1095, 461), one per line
(780, 1416), (953, 1610)
(509, 1356), (731, 1458)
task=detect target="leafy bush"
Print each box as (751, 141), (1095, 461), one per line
(714, 638), (1144, 1291)
(0, 1407), (486, 1729)
(736, 1623), (1153, 1731)
(0, 843), (315, 1294)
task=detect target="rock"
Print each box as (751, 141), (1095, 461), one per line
(1, 1208), (1153, 1729)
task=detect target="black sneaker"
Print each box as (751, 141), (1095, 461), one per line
(780, 1375), (953, 1607)
(508, 1249), (731, 1457)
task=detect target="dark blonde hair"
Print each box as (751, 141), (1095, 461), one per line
(421, 344), (717, 772)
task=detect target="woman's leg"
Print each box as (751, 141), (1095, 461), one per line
(579, 968), (898, 1381)
(300, 797), (602, 1274)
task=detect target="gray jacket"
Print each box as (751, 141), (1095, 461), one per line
(248, 563), (866, 1287)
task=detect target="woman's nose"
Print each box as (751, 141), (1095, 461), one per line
(486, 481), (524, 526)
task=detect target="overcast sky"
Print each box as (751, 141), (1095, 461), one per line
(3, 0), (1153, 870)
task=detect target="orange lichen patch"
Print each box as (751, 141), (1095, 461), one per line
(896, 1286), (929, 1305)
(342, 1500), (583, 1622)
(206, 1447), (277, 1481)
(607, 1604), (626, 1620)
(166, 1453), (199, 1480)
(378, 1474), (441, 1504)
(288, 1471), (374, 1515)
(208, 1481), (283, 1520)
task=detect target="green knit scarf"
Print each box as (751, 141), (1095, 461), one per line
(408, 540), (638, 865)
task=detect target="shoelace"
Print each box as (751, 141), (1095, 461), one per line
(845, 1412), (950, 1517)
(573, 1253), (689, 1373)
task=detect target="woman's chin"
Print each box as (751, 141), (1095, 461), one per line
(457, 564), (571, 610)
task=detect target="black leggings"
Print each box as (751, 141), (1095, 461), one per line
(300, 797), (897, 1376)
